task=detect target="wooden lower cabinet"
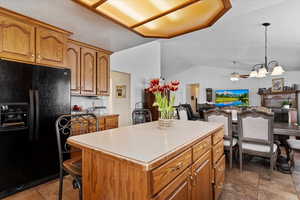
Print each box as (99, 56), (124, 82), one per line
(71, 114), (119, 133)
(104, 115), (118, 130)
(191, 150), (212, 200)
(212, 129), (225, 200)
(152, 168), (191, 200)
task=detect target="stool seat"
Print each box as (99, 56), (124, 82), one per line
(63, 156), (82, 176)
(287, 139), (300, 150)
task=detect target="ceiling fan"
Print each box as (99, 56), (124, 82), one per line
(229, 61), (249, 81)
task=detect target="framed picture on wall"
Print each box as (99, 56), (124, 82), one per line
(272, 78), (284, 92)
(116, 85), (126, 98)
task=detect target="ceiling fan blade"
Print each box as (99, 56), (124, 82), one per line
(239, 74), (249, 78)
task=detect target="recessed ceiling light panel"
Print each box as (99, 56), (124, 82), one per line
(73, 0), (231, 38)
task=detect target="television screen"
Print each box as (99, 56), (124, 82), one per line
(215, 89), (249, 107)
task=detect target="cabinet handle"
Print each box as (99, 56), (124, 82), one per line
(193, 172), (198, 186)
(31, 54), (35, 58)
(171, 162), (183, 172)
(38, 54), (41, 59)
(190, 175), (197, 186)
(161, 162), (184, 180)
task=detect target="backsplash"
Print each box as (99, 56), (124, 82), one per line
(71, 96), (109, 115)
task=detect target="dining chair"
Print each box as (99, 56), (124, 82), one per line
(179, 104), (201, 120)
(287, 138), (300, 170)
(204, 110), (237, 168)
(55, 113), (99, 200)
(176, 105), (189, 120)
(237, 110), (277, 176)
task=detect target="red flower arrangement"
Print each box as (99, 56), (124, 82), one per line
(147, 79), (180, 94)
(146, 79), (180, 120)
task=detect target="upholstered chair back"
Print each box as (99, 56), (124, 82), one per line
(238, 111), (274, 145)
(204, 110), (232, 138)
(177, 106), (188, 120)
(208, 115), (229, 136)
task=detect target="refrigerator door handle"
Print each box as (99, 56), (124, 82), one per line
(34, 90), (40, 141)
(29, 90), (35, 141)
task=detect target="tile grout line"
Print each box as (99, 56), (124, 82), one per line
(35, 188), (47, 200)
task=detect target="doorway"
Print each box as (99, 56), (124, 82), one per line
(186, 83), (200, 113)
(109, 71), (131, 126)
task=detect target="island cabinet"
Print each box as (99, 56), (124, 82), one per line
(212, 128), (225, 200)
(68, 120), (225, 200)
(66, 39), (112, 96)
(0, 7), (72, 67)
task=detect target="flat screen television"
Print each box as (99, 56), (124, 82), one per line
(215, 89), (249, 107)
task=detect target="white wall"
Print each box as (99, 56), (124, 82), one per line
(110, 41), (161, 112)
(109, 71), (131, 126)
(165, 65), (300, 106)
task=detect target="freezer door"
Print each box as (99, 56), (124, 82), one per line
(0, 60), (33, 102)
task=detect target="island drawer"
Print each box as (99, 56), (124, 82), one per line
(151, 149), (192, 195)
(214, 155), (225, 182)
(213, 140), (224, 164)
(213, 128), (224, 145)
(193, 136), (211, 162)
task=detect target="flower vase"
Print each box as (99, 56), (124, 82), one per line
(158, 118), (174, 128)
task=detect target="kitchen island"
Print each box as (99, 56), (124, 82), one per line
(68, 120), (225, 200)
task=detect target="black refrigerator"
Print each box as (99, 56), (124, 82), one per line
(0, 59), (71, 198)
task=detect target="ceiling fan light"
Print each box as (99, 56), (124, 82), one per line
(249, 70), (258, 78)
(230, 72), (239, 81)
(271, 65), (285, 76)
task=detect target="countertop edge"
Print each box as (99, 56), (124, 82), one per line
(67, 123), (224, 171)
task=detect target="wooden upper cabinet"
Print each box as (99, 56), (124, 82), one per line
(81, 47), (97, 96)
(66, 41), (81, 95)
(97, 53), (110, 96)
(36, 27), (67, 67)
(0, 15), (35, 62)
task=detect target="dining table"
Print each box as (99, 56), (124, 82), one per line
(273, 122), (300, 161)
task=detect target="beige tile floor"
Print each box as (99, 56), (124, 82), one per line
(4, 153), (300, 200)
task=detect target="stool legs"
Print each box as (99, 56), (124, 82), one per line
(58, 168), (64, 200)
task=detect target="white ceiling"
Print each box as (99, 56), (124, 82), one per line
(0, 0), (155, 52)
(1, 0), (299, 76)
(160, 0), (300, 77)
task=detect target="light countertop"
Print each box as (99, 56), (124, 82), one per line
(68, 120), (223, 166)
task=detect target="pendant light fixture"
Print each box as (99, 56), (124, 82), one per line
(249, 23), (285, 78)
